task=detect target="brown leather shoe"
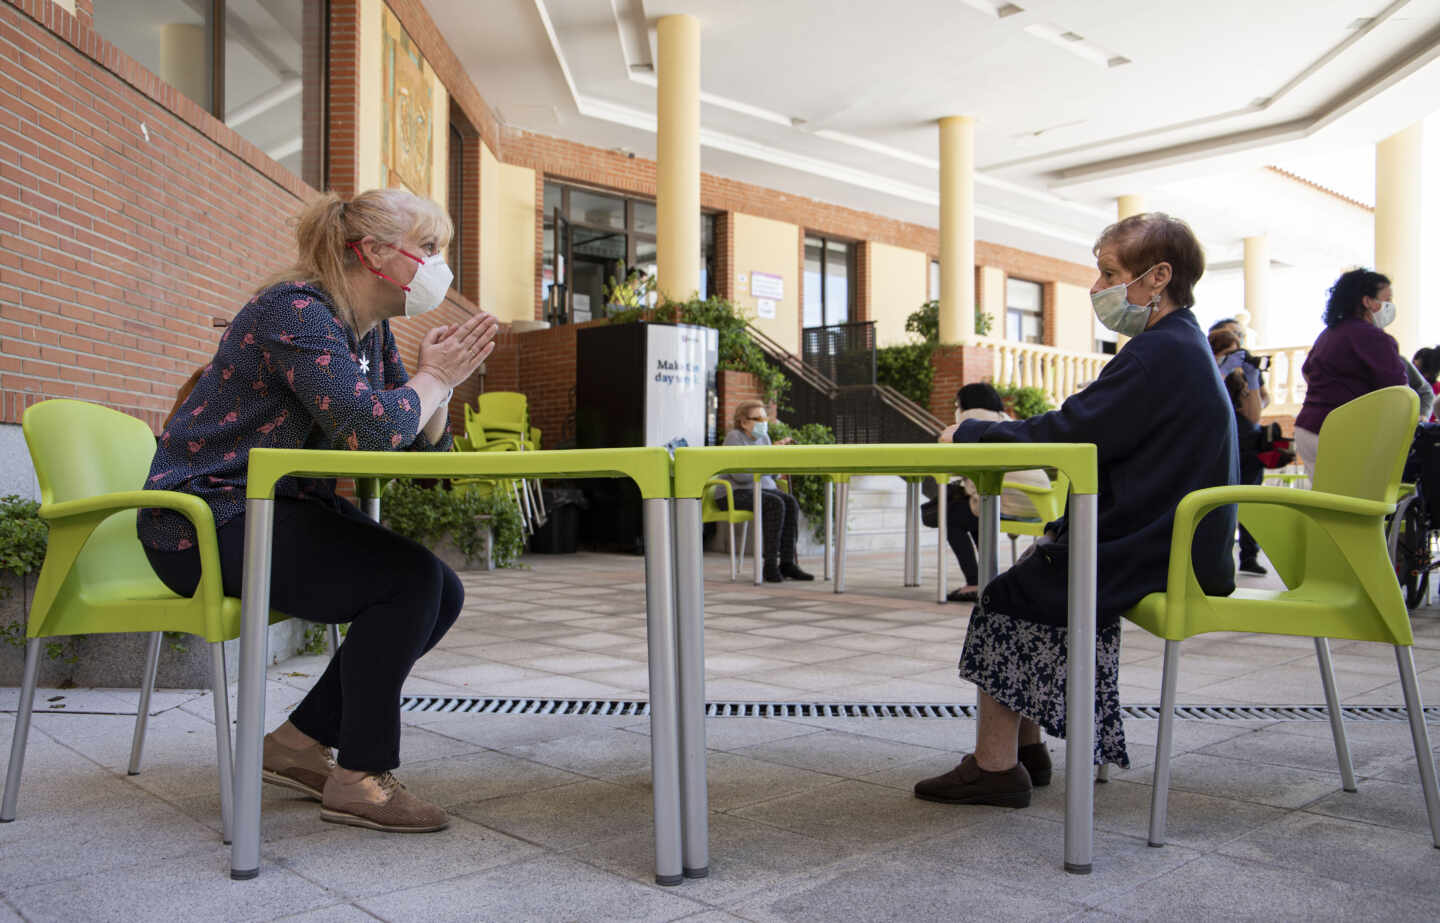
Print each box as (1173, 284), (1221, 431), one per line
(1019, 742), (1052, 787)
(320, 771), (449, 833)
(262, 732), (336, 800)
(914, 754), (1032, 808)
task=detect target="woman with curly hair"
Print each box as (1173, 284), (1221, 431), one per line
(1293, 269), (1406, 473)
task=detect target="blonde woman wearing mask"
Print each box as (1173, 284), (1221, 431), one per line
(140, 189), (497, 833)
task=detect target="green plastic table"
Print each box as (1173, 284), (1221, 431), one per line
(672, 443), (1101, 877)
(230, 447), (682, 884)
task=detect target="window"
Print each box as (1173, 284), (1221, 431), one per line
(1005, 278), (1044, 344)
(542, 181), (716, 323)
(95, 1), (328, 188)
(929, 259), (941, 302)
(447, 113), (472, 298)
(803, 235), (855, 328)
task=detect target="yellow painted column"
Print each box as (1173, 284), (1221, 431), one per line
(1376, 121), (1423, 358)
(1116, 194), (1145, 220)
(158, 23), (210, 110)
(1242, 235), (1269, 348)
(939, 115), (975, 345)
(656, 15), (701, 301)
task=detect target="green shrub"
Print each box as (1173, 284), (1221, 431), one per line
(768, 420), (836, 543)
(875, 342), (935, 407)
(611, 295), (790, 407)
(0, 495), (46, 587)
(876, 301), (994, 408)
(381, 480), (525, 568)
(996, 385), (1055, 419)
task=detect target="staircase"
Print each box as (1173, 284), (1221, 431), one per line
(743, 325), (949, 554)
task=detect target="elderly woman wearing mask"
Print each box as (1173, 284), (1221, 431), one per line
(714, 399), (813, 583)
(913, 213), (1237, 808)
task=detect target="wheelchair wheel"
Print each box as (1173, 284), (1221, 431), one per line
(1393, 497), (1430, 610)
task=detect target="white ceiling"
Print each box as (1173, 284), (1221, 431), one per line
(425, 0), (1440, 267)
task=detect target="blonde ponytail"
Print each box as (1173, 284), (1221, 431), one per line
(257, 188), (454, 335)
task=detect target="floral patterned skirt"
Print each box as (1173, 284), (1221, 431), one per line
(958, 605), (1130, 768)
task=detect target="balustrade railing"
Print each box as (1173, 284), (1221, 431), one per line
(1247, 345), (1309, 417)
(981, 337), (1112, 408)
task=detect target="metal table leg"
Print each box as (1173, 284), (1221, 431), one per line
(979, 493), (1000, 589)
(903, 480), (917, 587)
(672, 498), (709, 878)
(1064, 492), (1098, 874)
(231, 498), (275, 880)
(823, 479), (833, 582)
(752, 477), (763, 586)
(936, 476), (948, 603)
(641, 499), (684, 886)
(834, 480), (848, 594)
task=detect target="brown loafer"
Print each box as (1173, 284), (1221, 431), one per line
(914, 754), (1032, 808)
(320, 771), (450, 833)
(262, 732), (336, 800)
(1019, 742), (1052, 787)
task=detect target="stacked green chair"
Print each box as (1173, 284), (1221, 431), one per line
(0, 400), (290, 843)
(702, 478), (759, 581)
(1123, 386), (1440, 848)
(466, 393), (544, 529)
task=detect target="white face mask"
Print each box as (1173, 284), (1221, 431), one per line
(402, 253), (454, 318)
(750, 420), (768, 438)
(1373, 300), (1397, 328)
(1091, 265), (1159, 337)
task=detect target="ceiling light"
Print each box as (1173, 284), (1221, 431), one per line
(957, 0), (1024, 19)
(1061, 31), (1084, 42)
(997, 3), (1024, 17)
(1107, 56), (1131, 68)
(1347, 17), (1374, 29)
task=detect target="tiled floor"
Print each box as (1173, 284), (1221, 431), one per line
(2, 543), (1438, 921)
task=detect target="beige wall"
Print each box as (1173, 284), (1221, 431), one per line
(430, 82), (448, 207)
(868, 242), (928, 346)
(731, 212), (801, 353)
(357, 0), (383, 193)
(493, 162), (537, 323)
(1052, 281), (1094, 353)
(477, 142), (501, 312)
(979, 266), (1005, 332)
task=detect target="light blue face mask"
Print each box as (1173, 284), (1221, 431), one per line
(1091, 264), (1159, 337)
(751, 420), (768, 438)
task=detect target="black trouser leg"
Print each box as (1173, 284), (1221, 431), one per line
(1238, 466), (1263, 563)
(946, 499), (981, 586)
(720, 487), (789, 565)
(144, 497), (465, 772)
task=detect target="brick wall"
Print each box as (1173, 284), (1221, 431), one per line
(929, 345), (996, 422)
(0, 0), (313, 431)
(718, 369), (766, 436)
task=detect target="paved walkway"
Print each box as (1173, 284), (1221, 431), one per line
(2, 544), (1438, 921)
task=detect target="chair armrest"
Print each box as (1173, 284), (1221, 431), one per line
(40, 490), (225, 618)
(1002, 479), (1055, 498)
(704, 477), (735, 508)
(1163, 484), (1393, 598)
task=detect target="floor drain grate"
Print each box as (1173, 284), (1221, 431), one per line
(399, 696), (1438, 722)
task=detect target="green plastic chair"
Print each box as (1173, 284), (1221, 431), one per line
(999, 470), (1070, 561)
(0, 400), (287, 843)
(1123, 386), (1440, 848)
(702, 477), (759, 581)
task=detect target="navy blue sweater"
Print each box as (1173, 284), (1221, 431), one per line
(956, 308), (1237, 629)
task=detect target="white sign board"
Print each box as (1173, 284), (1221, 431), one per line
(756, 298), (777, 319)
(749, 271), (783, 300)
(645, 323), (717, 450)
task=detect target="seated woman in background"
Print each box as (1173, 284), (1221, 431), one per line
(914, 213), (1236, 808)
(715, 399), (813, 583)
(941, 383), (1050, 603)
(1413, 347), (1440, 423)
(140, 189), (497, 834)
(1293, 269), (1407, 474)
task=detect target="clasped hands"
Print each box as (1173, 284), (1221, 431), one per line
(417, 311), (500, 388)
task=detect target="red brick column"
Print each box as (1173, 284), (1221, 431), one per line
(929, 344), (995, 421)
(326, 0), (360, 198)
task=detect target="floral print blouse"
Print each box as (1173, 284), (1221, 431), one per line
(138, 282), (451, 551)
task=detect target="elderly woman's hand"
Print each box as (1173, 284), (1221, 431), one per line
(938, 423), (959, 443)
(775, 436), (795, 445)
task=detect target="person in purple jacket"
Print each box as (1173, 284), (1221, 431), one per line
(1293, 269), (1407, 474)
(140, 188), (497, 833)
